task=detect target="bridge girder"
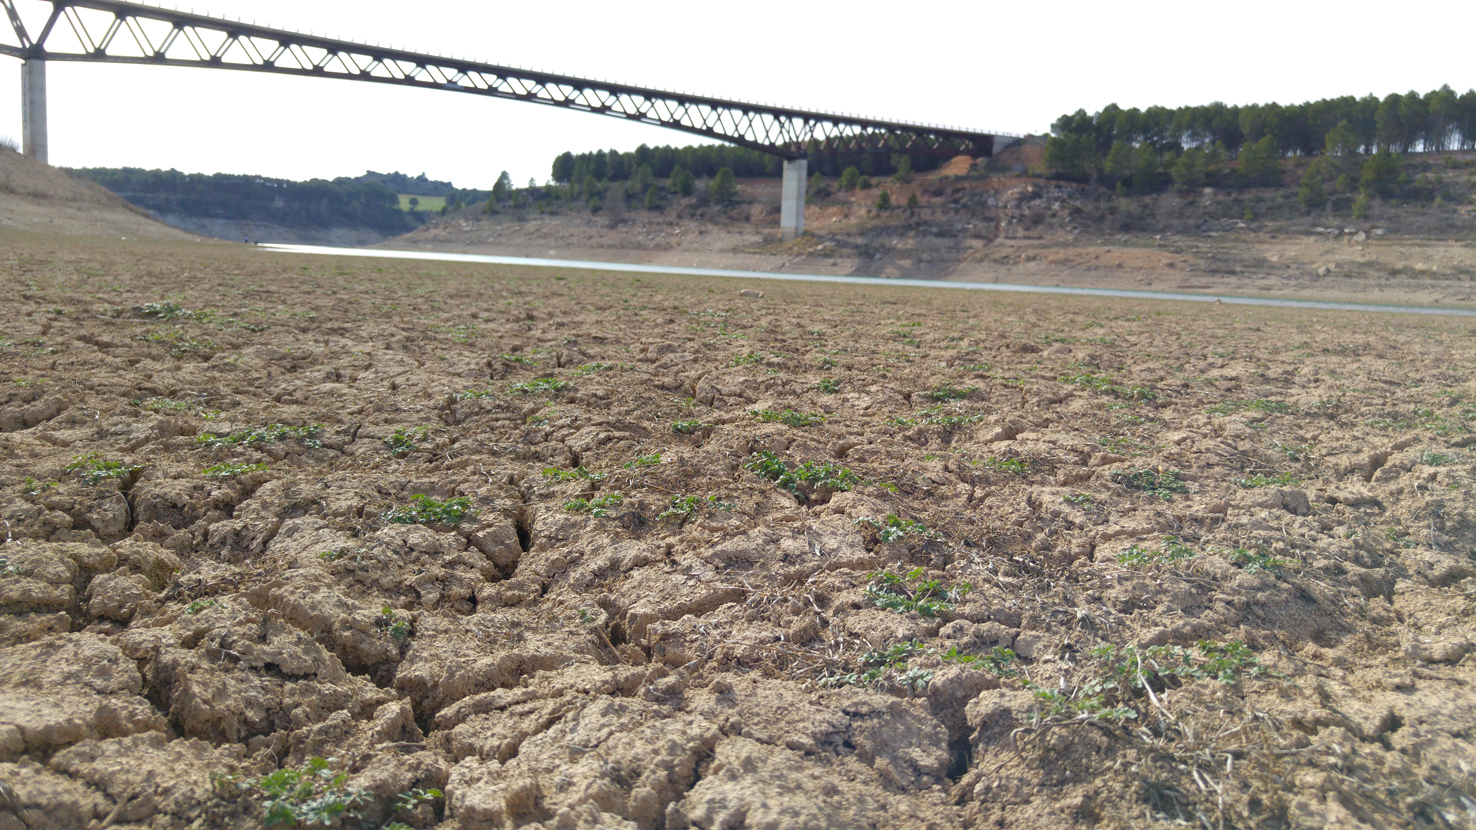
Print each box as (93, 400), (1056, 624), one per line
(0, 0), (1016, 159)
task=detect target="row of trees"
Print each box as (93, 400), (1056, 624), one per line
(1051, 86), (1476, 160)
(1045, 86), (1476, 191)
(549, 141), (949, 187)
(71, 168), (415, 234)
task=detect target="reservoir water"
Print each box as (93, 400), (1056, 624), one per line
(262, 244), (1476, 318)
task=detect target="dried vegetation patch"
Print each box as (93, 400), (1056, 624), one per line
(0, 231), (1474, 830)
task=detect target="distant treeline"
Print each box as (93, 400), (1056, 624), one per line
(345, 170), (491, 205)
(347, 170), (452, 197)
(70, 168), (416, 233)
(1044, 86), (1476, 191)
(549, 141), (948, 185)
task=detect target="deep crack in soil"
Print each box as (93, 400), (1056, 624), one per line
(0, 230), (1474, 830)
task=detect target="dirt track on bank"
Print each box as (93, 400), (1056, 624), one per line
(2, 230), (1474, 830)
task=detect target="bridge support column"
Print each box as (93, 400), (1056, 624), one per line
(780, 157), (806, 242)
(21, 59), (47, 164)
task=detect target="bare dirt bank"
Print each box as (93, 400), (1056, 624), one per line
(1, 229), (1473, 829)
(0, 149), (193, 241)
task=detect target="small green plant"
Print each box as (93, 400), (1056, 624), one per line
(671, 419), (712, 434)
(135, 329), (219, 355)
(574, 362), (618, 376)
(656, 493), (735, 526)
(1207, 399), (1293, 416)
(822, 641), (1016, 689)
(1233, 471), (1300, 488)
(499, 352), (537, 365)
(1027, 640), (1264, 726)
(624, 453), (662, 469)
(378, 607), (412, 640)
(454, 388), (497, 401)
(212, 757), (369, 828)
(509, 377), (569, 395)
(1062, 493), (1097, 512)
(856, 514), (941, 543)
(941, 645), (1019, 677)
(1226, 547), (1290, 574)
(1111, 468), (1188, 500)
(0, 557), (26, 577)
(922, 384), (975, 402)
(392, 788), (444, 814)
(744, 451), (859, 500)
(318, 549), (346, 563)
(564, 492), (625, 518)
(1419, 449), (1460, 466)
(385, 426), (429, 455)
(730, 351), (765, 366)
(202, 461), (268, 479)
(1117, 537), (1196, 567)
(976, 456), (1030, 474)
(384, 495), (472, 526)
(20, 477), (55, 495)
(198, 424), (322, 449)
(864, 568), (971, 617)
(541, 465), (607, 482)
(814, 377), (840, 394)
(751, 408), (826, 427)
(65, 452), (142, 485)
(186, 598), (217, 615)
(821, 641), (927, 688)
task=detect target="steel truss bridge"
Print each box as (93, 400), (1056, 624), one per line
(1, 0), (1020, 238)
(1, 0), (1017, 159)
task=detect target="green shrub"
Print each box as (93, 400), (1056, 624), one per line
(564, 492), (624, 518)
(1117, 537), (1195, 567)
(198, 423), (322, 449)
(864, 567), (970, 617)
(1111, 468), (1188, 499)
(744, 451), (858, 500)
(384, 495), (472, 526)
(751, 408), (826, 427)
(65, 452), (143, 485)
(202, 462), (268, 479)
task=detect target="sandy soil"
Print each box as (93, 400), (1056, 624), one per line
(0, 149), (193, 241)
(1, 228), (1474, 829)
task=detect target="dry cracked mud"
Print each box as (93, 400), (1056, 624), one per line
(1, 230), (1474, 830)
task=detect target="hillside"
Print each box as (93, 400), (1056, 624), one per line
(386, 149), (1476, 308)
(0, 147), (193, 239)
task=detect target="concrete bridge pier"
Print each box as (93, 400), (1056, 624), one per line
(780, 157), (806, 242)
(22, 59), (47, 163)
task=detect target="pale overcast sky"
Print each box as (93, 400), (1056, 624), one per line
(2, 0), (1473, 189)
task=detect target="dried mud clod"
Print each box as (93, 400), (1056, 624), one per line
(0, 232), (1474, 829)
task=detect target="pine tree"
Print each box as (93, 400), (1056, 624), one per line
(645, 186), (659, 211)
(709, 167), (738, 204)
(875, 190), (891, 210)
(1297, 162), (1326, 209)
(838, 166), (861, 190)
(492, 171), (513, 201)
(905, 192), (919, 210)
(1103, 141), (1135, 185)
(1237, 136), (1282, 187)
